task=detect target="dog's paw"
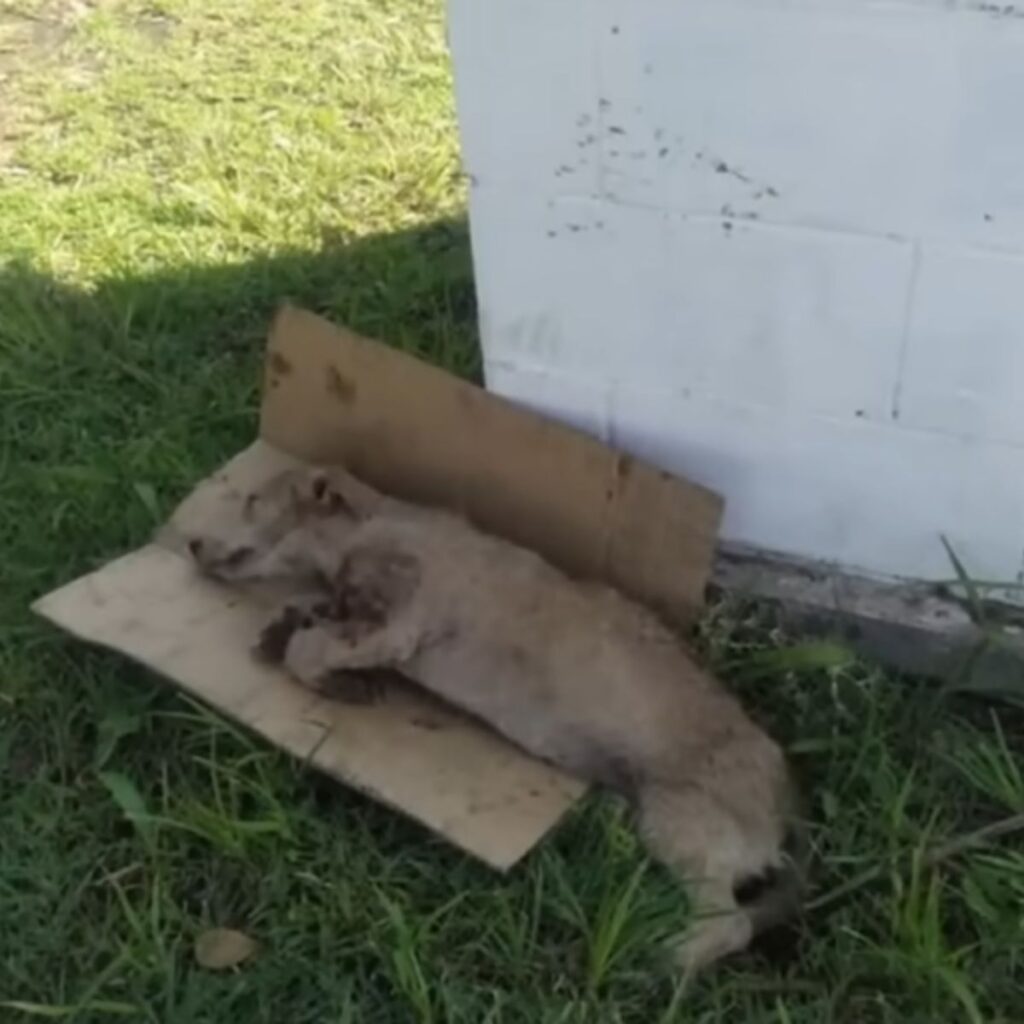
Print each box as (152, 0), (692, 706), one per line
(674, 913), (753, 977)
(255, 606), (313, 664)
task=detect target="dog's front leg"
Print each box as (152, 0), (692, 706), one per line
(282, 617), (421, 692)
(254, 593), (331, 664)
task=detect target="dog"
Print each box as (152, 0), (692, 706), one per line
(187, 465), (805, 974)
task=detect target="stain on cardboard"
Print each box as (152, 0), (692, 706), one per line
(326, 365), (357, 405)
(269, 351), (293, 376)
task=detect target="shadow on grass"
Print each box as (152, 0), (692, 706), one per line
(0, 216), (478, 610)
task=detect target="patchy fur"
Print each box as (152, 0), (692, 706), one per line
(188, 465), (806, 974)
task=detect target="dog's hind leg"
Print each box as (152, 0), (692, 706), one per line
(636, 784), (757, 975)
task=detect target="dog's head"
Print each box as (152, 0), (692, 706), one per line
(187, 466), (357, 579)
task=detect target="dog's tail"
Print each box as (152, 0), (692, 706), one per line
(637, 781), (807, 971)
(737, 803), (810, 936)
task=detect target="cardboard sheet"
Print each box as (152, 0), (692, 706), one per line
(33, 307), (723, 870)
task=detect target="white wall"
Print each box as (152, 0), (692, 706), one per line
(448, 0), (1024, 584)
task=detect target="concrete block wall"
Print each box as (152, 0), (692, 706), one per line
(448, 0), (1024, 584)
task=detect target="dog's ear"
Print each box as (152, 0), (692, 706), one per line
(310, 472), (357, 519)
(325, 489), (356, 517)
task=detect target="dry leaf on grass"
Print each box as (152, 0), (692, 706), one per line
(194, 928), (258, 970)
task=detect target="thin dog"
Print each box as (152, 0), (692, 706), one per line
(188, 465), (805, 974)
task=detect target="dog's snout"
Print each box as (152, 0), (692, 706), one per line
(188, 538), (203, 559)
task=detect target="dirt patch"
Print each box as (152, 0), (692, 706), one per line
(0, 3), (81, 163)
(0, 1), (114, 166)
(0, 1), (90, 75)
(135, 11), (173, 45)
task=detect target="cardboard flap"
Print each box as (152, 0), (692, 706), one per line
(260, 307), (722, 625)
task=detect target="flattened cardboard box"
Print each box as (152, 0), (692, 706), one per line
(34, 307), (723, 870)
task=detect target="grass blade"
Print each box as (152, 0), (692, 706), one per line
(734, 641), (853, 681)
(97, 770), (156, 849)
(940, 535), (985, 624)
(0, 1003), (138, 1018)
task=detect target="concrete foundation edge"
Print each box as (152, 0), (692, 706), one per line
(710, 544), (1024, 691)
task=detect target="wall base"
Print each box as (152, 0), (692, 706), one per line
(712, 545), (1024, 693)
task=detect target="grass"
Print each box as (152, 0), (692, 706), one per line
(1, 1), (1022, 1020)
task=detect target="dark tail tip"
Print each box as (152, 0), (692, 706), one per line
(734, 819), (810, 936)
(741, 860), (804, 936)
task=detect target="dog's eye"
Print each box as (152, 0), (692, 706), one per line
(312, 475), (328, 500)
(223, 546), (254, 567)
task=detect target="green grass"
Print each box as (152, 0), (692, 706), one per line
(1, 1), (1023, 1020)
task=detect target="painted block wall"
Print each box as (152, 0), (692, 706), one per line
(448, 0), (1024, 585)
